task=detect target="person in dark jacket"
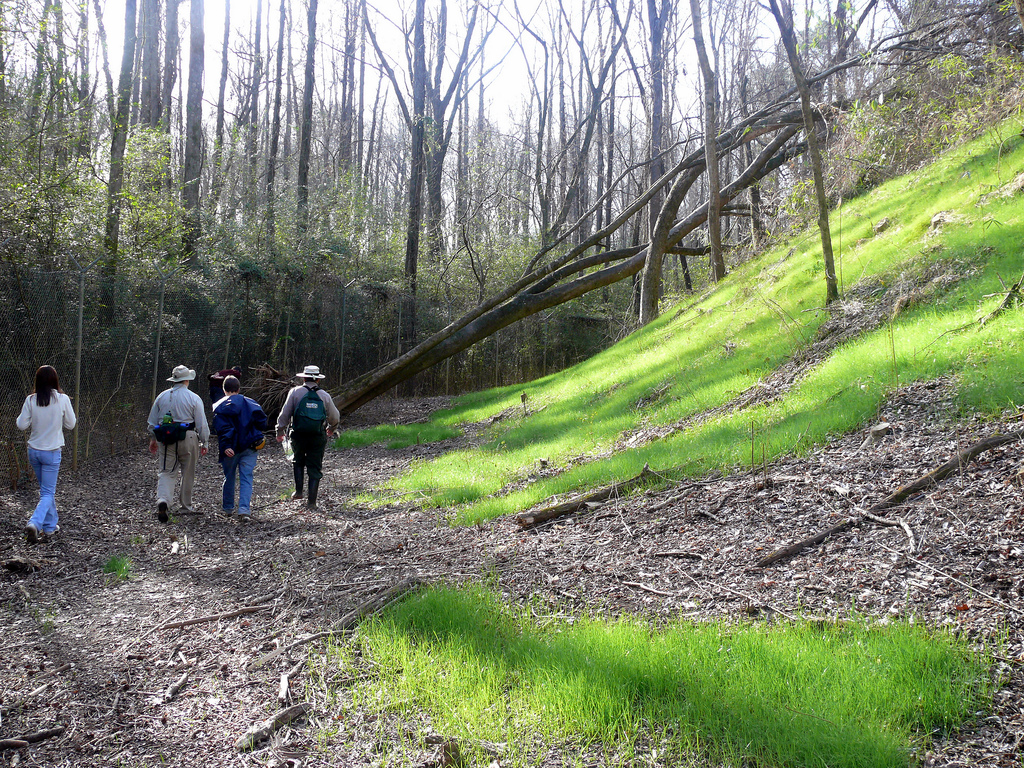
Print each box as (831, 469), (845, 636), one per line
(212, 376), (268, 521)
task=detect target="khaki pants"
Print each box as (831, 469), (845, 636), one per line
(156, 430), (200, 511)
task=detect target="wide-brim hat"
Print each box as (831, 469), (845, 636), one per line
(167, 364), (197, 382)
(296, 364), (326, 380)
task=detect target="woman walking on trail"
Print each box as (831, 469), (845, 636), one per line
(16, 365), (77, 544)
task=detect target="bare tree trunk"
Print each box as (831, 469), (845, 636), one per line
(638, 0), (669, 324)
(690, 0), (724, 281)
(92, 0), (116, 120)
(103, 0), (138, 270)
(159, 0), (180, 193)
(182, 0), (204, 265)
(768, 0), (840, 304)
(28, 0), (53, 131)
(139, 0), (160, 127)
(210, 0), (230, 212)
(244, 0), (263, 215)
(265, 0), (286, 253)
(296, 0), (318, 238)
(159, 0), (179, 132)
(75, 0), (93, 158)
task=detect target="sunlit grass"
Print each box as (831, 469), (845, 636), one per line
(337, 118), (1024, 523)
(316, 585), (994, 768)
(333, 421), (460, 450)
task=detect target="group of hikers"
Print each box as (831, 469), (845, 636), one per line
(16, 362), (340, 543)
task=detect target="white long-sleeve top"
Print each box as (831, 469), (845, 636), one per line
(17, 392), (77, 451)
(147, 383), (211, 444)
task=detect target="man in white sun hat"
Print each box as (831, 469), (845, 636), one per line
(147, 364), (210, 522)
(276, 364), (340, 507)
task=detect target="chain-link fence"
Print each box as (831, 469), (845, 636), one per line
(0, 260), (622, 488)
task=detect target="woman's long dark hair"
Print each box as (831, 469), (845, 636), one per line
(34, 365), (61, 407)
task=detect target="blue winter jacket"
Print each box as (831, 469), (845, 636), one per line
(212, 394), (269, 461)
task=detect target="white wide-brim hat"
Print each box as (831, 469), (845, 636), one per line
(167, 364), (197, 382)
(296, 364), (326, 380)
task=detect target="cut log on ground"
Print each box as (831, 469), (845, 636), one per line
(515, 465), (657, 527)
(235, 702), (312, 752)
(757, 430), (1023, 567)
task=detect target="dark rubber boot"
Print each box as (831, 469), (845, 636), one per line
(306, 479), (320, 508)
(291, 466), (304, 500)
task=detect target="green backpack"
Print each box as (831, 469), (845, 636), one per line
(292, 386), (326, 434)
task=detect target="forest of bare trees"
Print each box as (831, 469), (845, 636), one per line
(0, 0), (1020, 408)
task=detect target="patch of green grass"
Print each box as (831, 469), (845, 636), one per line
(102, 554), (134, 582)
(320, 585), (993, 768)
(346, 116), (1024, 524)
(333, 421), (461, 450)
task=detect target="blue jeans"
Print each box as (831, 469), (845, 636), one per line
(28, 448), (61, 533)
(221, 449), (258, 515)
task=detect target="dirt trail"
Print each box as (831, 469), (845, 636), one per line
(1, 389), (1022, 767)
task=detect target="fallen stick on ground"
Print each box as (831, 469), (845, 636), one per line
(0, 727), (65, 750)
(235, 703), (311, 752)
(515, 465), (657, 527)
(279, 660), (304, 704)
(163, 670), (189, 703)
(756, 430), (1024, 568)
(247, 577), (422, 671)
(156, 605), (271, 631)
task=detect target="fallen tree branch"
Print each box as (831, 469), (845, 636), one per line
(979, 268), (1024, 326)
(279, 660), (304, 704)
(163, 670), (189, 703)
(0, 727), (64, 750)
(156, 605), (270, 631)
(757, 430), (1024, 567)
(515, 465), (657, 527)
(247, 577), (421, 671)
(235, 702), (312, 752)
(864, 511), (917, 554)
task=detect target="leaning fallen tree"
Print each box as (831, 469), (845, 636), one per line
(334, 18), (972, 415)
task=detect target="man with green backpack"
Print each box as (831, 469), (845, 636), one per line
(275, 365), (340, 507)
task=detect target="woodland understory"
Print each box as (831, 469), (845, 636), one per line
(1, 385), (1022, 767)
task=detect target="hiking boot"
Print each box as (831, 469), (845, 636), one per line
(290, 490), (303, 500)
(24, 523), (40, 544)
(157, 500), (169, 523)
(238, 513), (253, 524)
(307, 479), (320, 508)
(292, 466), (304, 500)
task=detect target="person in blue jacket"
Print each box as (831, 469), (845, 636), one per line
(212, 376), (268, 521)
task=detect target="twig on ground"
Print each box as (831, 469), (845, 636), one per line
(757, 429), (1024, 567)
(864, 511), (917, 553)
(235, 702), (312, 752)
(0, 727), (64, 750)
(163, 670), (189, 703)
(156, 605), (271, 631)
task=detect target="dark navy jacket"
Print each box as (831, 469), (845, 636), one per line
(212, 394), (268, 461)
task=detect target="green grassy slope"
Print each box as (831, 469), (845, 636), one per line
(337, 117), (1024, 524)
